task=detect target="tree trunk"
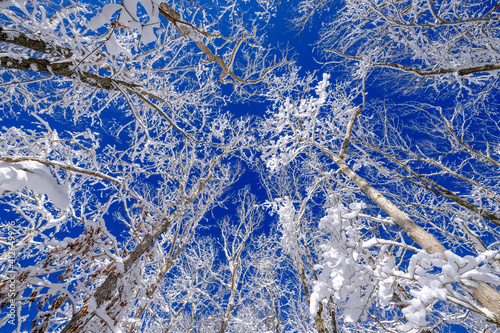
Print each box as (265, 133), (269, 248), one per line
(318, 145), (500, 326)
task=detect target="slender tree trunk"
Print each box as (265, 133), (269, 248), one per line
(317, 145), (500, 326)
(127, 258), (173, 333)
(328, 298), (337, 333)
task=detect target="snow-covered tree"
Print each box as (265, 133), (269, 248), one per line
(1, 0), (500, 332)
(0, 0), (284, 332)
(295, 0), (500, 77)
(258, 73), (500, 331)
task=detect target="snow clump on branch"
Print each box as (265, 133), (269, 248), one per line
(0, 161), (69, 209)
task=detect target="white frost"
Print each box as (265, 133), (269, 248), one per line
(95, 307), (123, 333)
(87, 4), (122, 30)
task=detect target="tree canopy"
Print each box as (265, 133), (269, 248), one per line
(1, 0), (500, 332)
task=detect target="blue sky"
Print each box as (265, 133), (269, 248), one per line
(1, 1), (499, 332)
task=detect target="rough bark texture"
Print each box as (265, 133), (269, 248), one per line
(60, 212), (180, 333)
(0, 56), (140, 91)
(0, 26), (73, 57)
(367, 146), (500, 228)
